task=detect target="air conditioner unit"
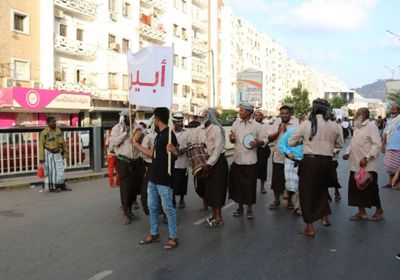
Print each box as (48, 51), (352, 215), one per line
(55, 9), (64, 19)
(110, 43), (120, 51)
(110, 12), (117, 21)
(30, 80), (42, 88)
(2, 77), (14, 88)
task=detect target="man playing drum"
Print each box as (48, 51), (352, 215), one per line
(191, 108), (228, 227)
(229, 102), (268, 219)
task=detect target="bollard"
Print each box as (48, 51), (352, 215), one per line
(92, 126), (102, 172)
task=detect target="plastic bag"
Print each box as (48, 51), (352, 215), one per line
(354, 168), (372, 191)
(37, 163), (44, 179)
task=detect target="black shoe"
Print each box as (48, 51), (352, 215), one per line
(143, 208), (150, 216)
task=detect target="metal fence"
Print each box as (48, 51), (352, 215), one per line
(0, 127), (92, 178)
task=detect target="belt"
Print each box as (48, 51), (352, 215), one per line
(303, 154), (332, 159)
(117, 155), (141, 163)
(46, 148), (61, 154)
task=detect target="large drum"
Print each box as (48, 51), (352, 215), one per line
(186, 144), (208, 176)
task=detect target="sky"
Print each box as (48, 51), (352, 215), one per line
(225, 0), (400, 89)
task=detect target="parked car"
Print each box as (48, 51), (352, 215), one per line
(0, 126), (86, 174)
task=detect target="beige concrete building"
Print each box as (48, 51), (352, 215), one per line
(0, 0), (40, 88)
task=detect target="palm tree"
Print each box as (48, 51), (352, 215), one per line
(387, 89), (400, 105)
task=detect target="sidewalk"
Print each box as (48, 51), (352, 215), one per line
(0, 169), (107, 190)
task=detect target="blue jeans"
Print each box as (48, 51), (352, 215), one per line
(148, 181), (177, 239)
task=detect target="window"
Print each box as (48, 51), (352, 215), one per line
(13, 59), (29, 81)
(76, 28), (83, 41)
(123, 2), (131, 17)
(108, 73), (118, 89)
(173, 24), (179, 38)
(108, 0), (116, 12)
(122, 38), (129, 53)
(108, 34), (116, 48)
(61, 67), (67, 81)
(182, 28), (187, 40)
(174, 0), (179, 9)
(60, 24), (67, 36)
(182, 57), (187, 69)
(12, 11), (29, 34)
(174, 55), (179, 67)
(123, 74), (129, 90)
(173, 84), (179, 96)
(182, 0), (187, 12)
(76, 70), (83, 83)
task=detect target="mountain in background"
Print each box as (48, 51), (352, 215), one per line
(351, 79), (386, 101)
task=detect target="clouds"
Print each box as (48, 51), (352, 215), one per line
(227, 0), (380, 33)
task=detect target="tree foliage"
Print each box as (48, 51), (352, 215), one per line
(387, 89), (400, 105)
(282, 81), (311, 117)
(220, 109), (237, 125)
(328, 96), (348, 109)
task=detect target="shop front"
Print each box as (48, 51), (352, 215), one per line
(0, 87), (91, 128)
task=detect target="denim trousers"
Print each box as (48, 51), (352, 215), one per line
(148, 181), (177, 239)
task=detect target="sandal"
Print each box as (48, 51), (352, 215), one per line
(178, 202), (186, 209)
(203, 217), (215, 224)
(139, 234), (161, 245)
(370, 214), (384, 222)
(334, 193), (341, 201)
(233, 208), (243, 217)
(299, 229), (315, 238)
(208, 219), (224, 228)
(269, 200), (280, 210)
(349, 214), (368, 221)
(260, 189), (267, 194)
(246, 210), (254, 219)
(122, 216), (131, 225)
(163, 238), (178, 250)
(293, 208), (302, 216)
(287, 202), (294, 210)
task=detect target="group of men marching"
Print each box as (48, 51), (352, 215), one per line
(102, 97), (392, 249)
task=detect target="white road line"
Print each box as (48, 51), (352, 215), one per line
(88, 270), (113, 280)
(193, 201), (236, 225)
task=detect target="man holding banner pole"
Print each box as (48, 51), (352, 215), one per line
(127, 46), (178, 249)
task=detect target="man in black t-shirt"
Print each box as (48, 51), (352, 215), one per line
(133, 107), (179, 250)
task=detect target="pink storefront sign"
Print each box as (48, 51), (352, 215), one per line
(12, 87), (91, 110)
(0, 88), (13, 108)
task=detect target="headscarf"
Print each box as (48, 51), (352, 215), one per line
(205, 108), (225, 141)
(309, 98), (330, 141)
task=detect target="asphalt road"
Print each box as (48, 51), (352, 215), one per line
(1, 142), (400, 280)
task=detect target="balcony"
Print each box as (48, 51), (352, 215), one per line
(140, 0), (165, 12)
(139, 23), (165, 43)
(192, 62), (208, 83)
(93, 89), (128, 101)
(55, 81), (97, 95)
(54, 0), (97, 19)
(54, 35), (97, 59)
(192, 18), (207, 32)
(192, 0), (207, 8)
(192, 42), (208, 56)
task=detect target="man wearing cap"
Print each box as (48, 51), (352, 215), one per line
(268, 105), (299, 210)
(171, 113), (191, 209)
(229, 102), (268, 219)
(109, 109), (144, 224)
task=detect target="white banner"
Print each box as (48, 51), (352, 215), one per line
(128, 46), (173, 107)
(237, 71), (263, 105)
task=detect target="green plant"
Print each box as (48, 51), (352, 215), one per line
(282, 81), (311, 117)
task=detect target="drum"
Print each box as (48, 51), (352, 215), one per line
(186, 144), (208, 176)
(243, 134), (255, 149)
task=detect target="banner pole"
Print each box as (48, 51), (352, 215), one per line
(168, 44), (175, 176)
(129, 103), (133, 158)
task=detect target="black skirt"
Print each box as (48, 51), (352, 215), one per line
(327, 160), (341, 189)
(171, 168), (188, 196)
(298, 156), (332, 223)
(194, 176), (206, 198)
(205, 154), (229, 208)
(271, 162), (285, 193)
(348, 171), (381, 208)
(256, 145), (270, 181)
(229, 162), (257, 205)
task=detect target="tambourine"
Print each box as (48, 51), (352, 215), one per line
(243, 134), (255, 149)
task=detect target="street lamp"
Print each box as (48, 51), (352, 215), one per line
(387, 30), (400, 40)
(384, 65), (400, 80)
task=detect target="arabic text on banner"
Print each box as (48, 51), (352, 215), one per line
(128, 46), (174, 107)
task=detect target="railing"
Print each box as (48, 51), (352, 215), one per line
(54, 0), (97, 18)
(192, 42), (208, 56)
(140, 0), (165, 11)
(0, 127), (92, 178)
(54, 35), (97, 58)
(139, 23), (165, 42)
(55, 81), (97, 94)
(192, 62), (208, 83)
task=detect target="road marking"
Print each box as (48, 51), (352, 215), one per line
(88, 270), (113, 280)
(193, 201), (236, 225)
